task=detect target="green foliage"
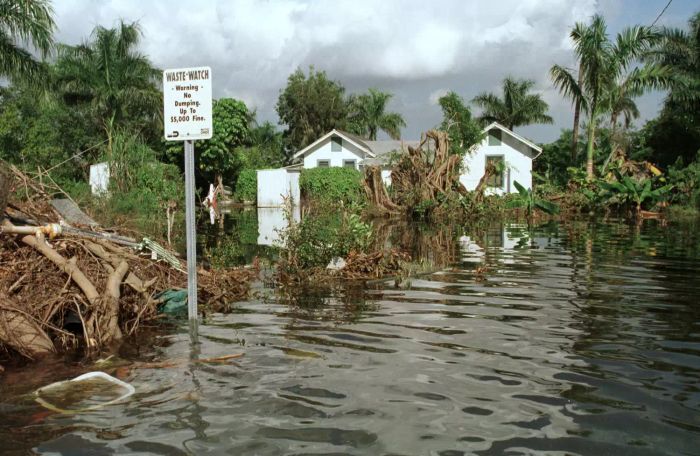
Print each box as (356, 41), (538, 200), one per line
(234, 168), (256, 202)
(243, 121), (286, 167)
(204, 210), (261, 267)
(0, 0), (55, 81)
(276, 66), (348, 151)
(506, 181), (560, 218)
(166, 97), (250, 185)
(536, 130), (581, 187)
(92, 133), (183, 238)
(438, 91), (483, 155)
(637, 102), (700, 168)
(0, 85), (102, 182)
(472, 77), (553, 130)
(198, 98), (250, 183)
(109, 131), (157, 192)
(347, 88), (405, 140)
(666, 155), (700, 209)
(55, 21), (161, 145)
(550, 15), (666, 178)
(280, 211), (373, 270)
(598, 173), (672, 212)
(645, 12), (700, 114)
(299, 167), (365, 206)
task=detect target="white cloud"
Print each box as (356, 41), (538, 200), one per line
(428, 89), (450, 106)
(52, 0), (602, 141)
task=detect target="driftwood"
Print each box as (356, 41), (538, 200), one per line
(1, 164), (258, 362)
(21, 232), (100, 304)
(0, 293), (55, 358)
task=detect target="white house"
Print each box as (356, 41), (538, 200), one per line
(460, 122), (542, 195)
(292, 129), (376, 170)
(261, 122), (541, 206)
(290, 129), (418, 185)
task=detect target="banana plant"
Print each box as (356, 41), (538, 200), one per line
(506, 181), (560, 219)
(598, 175), (672, 213)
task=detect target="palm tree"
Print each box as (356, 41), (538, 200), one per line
(55, 21), (161, 153)
(471, 77), (553, 131)
(349, 88), (405, 140)
(645, 12), (700, 112)
(0, 0), (55, 80)
(550, 15), (664, 179)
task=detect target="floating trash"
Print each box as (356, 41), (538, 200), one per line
(34, 371), (135, 414)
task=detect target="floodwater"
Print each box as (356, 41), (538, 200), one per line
(1, 215), (700, 455)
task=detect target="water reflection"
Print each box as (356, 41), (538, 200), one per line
(257, 206), (300, 247)
(2, 218), (700, 455)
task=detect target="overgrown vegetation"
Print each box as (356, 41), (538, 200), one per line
(234, 169), (257, 203)
(278, 210), (373, 272)
(299, 167), (365, 207)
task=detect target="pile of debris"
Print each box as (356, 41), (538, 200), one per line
(331, 249), (410, 280)
(0, 164), (256, 363)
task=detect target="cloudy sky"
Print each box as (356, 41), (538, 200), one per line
(53, 0), (698, 143)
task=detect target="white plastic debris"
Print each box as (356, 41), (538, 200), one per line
(34, 371), (135, 414)
(326, 257), (347, 271)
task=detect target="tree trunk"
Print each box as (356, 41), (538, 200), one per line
(586, 92), (598, 180)
(571, 65), (583, 162)
(586, 115), (596, 180)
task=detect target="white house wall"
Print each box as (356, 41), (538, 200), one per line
(302, 138), (367, 169)
(460, 137), (533, 195)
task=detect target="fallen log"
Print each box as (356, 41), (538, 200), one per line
(21, 232), (100, 305)
(0, 293), (55, 358)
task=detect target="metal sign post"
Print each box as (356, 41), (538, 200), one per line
(184, 140), (198, 320)
(162, 66), (213, 323)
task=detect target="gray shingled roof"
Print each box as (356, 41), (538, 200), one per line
(362, 140), (419, 166)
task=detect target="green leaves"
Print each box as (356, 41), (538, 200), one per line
(472, 77), (553, 130)
(507, 180), (560, 217)
(437, 91), (483, 155)
(597, 172), (673, 211)
(54, 20), (161, 143)
(299, 167), (365, 207)
(276, 67), (348, 151)
(165, 97), (251, 185)
(348, 88), (405, 140)
(234, 169), (256, 202)
(0, 0), (55, 81)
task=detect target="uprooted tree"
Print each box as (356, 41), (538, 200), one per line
(364, 130), (496, 216)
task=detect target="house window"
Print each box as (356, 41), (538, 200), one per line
(488, 129), (502, 146)
(331, 136), (342, 152)
(343, 159), (356, 169)
(317, 159), (330, 168)
(486, 156), (504, 188)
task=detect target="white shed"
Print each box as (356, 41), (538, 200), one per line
(256, 168), (300, 208)
(460, 122), (542, 195)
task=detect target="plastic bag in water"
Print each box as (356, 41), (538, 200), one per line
(34, 371), (135, 414)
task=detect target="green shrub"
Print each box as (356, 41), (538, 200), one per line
(234, 169), (257, 202)
(299, 167), (365, 206)
(667, 155), (700, 210)
(279, 210), (373, 271)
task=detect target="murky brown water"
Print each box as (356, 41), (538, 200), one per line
(1, 219), (699, 455)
